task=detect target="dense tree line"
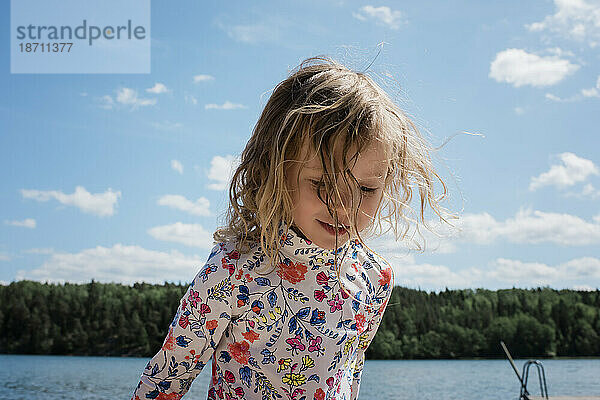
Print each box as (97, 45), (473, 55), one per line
(368, 287), (600, 359)
(0, 280), (186, 357)
(0, 281), (598, 358)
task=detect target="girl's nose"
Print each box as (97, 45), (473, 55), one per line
(330, 186), (357, 213)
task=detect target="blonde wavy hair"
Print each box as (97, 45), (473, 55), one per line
(214, 56), (450, 271)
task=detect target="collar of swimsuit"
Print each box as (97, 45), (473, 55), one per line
(274, 221), (352, 270)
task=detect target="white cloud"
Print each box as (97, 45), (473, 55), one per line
(581, 87), (599, 97)
(526, 0), (600, 47)
(193, 74), (215, 83)
(204, 101), (247, 110)
(581, 75), (600, 97)
(146, 83), (169, 94)
(489, 257), (600, 288)
(99, 95), (114, 110)
(221, 23), (277, 44)
(564, 183), (600, 199)
(545, 47), (576, 57)
(384, 253), (475, 289)
(489, 48), (579, 87)
(20, 186), (121, 217)
(99, 87), (157, 110)
(185, 94), (198, 105)
(116, 87), (157, 107)
(207, 155), (237, 191)
(529, 152), (599, 190)
(545, 92), (582, 102)
(16, 244), (208, 284)
(157, 194), (211, 216)
(375, 249), (600, 290)
(171, 160), (184, 174)
(581, 183), (600, 198)
(150, 120), (183, 130)
(374, 205), (600, 255)
(456, 207), (600, 246)
(0, 252), (10, 261)
(514, 106), (525, 115)
(4, 218), (36, 228)
(148, 222), (214, 248)
(546, 93), (564, 102)
(352, 5), (405, 29)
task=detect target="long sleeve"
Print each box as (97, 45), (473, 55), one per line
(132, 243), (235, 400)
(349, 348), (365, 400)
(350, 267), (392, 400)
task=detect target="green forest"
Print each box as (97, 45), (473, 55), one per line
(1, 280), (599, 359)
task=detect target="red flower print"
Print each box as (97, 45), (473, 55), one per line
(227, 250), (240, 260)
(234, 387), (244, 398)
(313, 289), (326, 302)
(354, 313), (367, 333)
(199, 303), (211, 316)
(242, 330), (260, 343)
(188, 289), (200, 308)
(206, 319), (219, 330)
(276, 260), (307, 284)
(285, 334), (306, 355)
(379, 267), (392, 286)
(327, 293), (343, 312)
(235, 269), (243, 280)
(326, 377), (334, 388)
(178, 315), (189, 329)
(222, 258), (235, 276)
(316, 271), (329, 286)
(162, 328), (175, 351)
(212, 357), (218, 385)
(308, 336), (322, 353)
(314, 388), (325, 400)
(156, 393), (183, 400)
(181, 299), (187, 310)
(224, 369), (236, 384)
(228, 341), (251, 364)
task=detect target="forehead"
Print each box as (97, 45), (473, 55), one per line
(299, 140), (389, 180)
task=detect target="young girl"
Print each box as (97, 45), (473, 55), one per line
(132, 56), (446, 400)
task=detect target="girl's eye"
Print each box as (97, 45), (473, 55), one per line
(360, 186), (377, 194)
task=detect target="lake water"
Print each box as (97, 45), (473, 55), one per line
(1, 355), (599, 399)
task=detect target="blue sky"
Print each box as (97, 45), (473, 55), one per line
(1, 0), (599, 291)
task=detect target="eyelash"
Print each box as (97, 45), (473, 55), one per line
(309, 180), (378, 195)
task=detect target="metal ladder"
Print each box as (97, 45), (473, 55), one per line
(501, 341), (549, 400)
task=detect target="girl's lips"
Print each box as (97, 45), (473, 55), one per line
(317, 220), (348, 236)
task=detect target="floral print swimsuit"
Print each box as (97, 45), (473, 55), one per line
(132, 224), (392, 400)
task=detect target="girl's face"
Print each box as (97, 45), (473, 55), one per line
(286, 140), (389, 250)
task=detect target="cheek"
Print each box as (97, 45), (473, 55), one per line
(294, 185), (323, 212)
(359, 193), (383, 217)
